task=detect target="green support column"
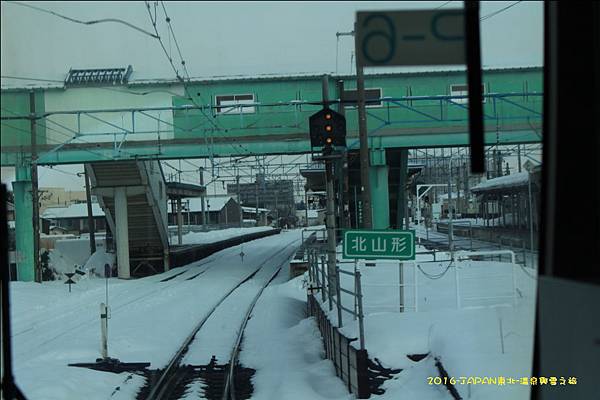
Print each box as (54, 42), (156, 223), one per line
(396, 149), (409, 229)
(369, 148), (390, 229)
(12, 158), (35, 281)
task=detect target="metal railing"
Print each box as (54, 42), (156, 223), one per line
(305, 229), (519, 351)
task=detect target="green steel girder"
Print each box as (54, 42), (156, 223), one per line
(0, 128), (541, 166)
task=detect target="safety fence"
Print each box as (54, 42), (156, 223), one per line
(303, 227), (521, 398)
(307, 294), (370, 399)
(305, 227), (519, 346)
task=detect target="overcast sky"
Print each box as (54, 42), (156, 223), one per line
(1, 1), (544, 190)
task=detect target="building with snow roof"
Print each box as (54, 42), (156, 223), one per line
(167, 195), (270, 228)
(41, 202), (107, 235)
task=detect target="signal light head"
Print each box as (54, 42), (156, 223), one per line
(325, 113), (332, 120)
(325, 125), (332, 132)
(326, 137), (333, 144)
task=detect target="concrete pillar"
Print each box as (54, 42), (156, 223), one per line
(12, 162), (34, 281)
(163, 250), (170, 273)
(114, 187), (130, 279)
(369, 148), (390, 230)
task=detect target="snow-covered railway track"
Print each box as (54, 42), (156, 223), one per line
(143, 240), (300, 400)
(12, 254), (223, 359)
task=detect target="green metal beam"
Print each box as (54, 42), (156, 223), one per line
(0, 129), (541, 166)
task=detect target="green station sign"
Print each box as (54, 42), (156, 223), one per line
(343, 230), (415, 260)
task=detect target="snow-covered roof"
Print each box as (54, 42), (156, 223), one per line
(42, 203), (105, 219)
(471, 172), (530, 193)
(2, 66), (543, 91)
(127, 66), (542, 86)
(183, 196), (235, 212)
(242, 206), (269, 214)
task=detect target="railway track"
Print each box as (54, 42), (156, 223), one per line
(13, 253), (224, 359)
(142, 239), (300, 400)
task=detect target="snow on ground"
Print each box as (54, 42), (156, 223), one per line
(9, 224), (538, 400)
(241, 276), (353, 400)
(315, 244), (537, 399)
(9, 230), (307, 400)
(171, 226), (273, 245)
(438, 215), (521, 227)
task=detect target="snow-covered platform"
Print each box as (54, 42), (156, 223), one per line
(168, 227), (280, 271)
(306, 243), (537, 399)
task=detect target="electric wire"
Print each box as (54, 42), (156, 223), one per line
(7, 1), (159, 38)
(1, 75), (184, 97)
(435, 1), (453, 10)
(480, 1), (523, 21)
(144, 1), (253, 157)
(417, 259), (454, 280)
(1, 75), (64, 83)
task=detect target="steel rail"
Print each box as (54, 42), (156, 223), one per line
(147, 239), (299, 400)
(221, 251), (290, 400)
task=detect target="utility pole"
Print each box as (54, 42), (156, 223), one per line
(84, 168), (96, 255)
(199, 167), (206, 230)
(448, 158), (455, 258)
(30, 90), (41, 283)
(236, 171), (242, 228)
(255, 173), (259, 224)
(354, 22), (372, 229)
(336, 79), (348, 229)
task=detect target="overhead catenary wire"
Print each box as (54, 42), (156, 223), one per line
(144, 1), (253, 158)
(435, 1), (453, 10)
(160, 1), (190, 79)
(7, 1), (159, 38)
(480, 1), (523, 21)
(1, 75), (64, 83)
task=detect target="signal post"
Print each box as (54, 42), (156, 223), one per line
(309, 76), (347, 304)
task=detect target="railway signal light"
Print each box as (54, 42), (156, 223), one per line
(309, 108), (346, 154)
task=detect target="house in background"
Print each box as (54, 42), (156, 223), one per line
(38, 187), (88, 213)
(168, 195), (269, 228)
(42, 202), (107, 235)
